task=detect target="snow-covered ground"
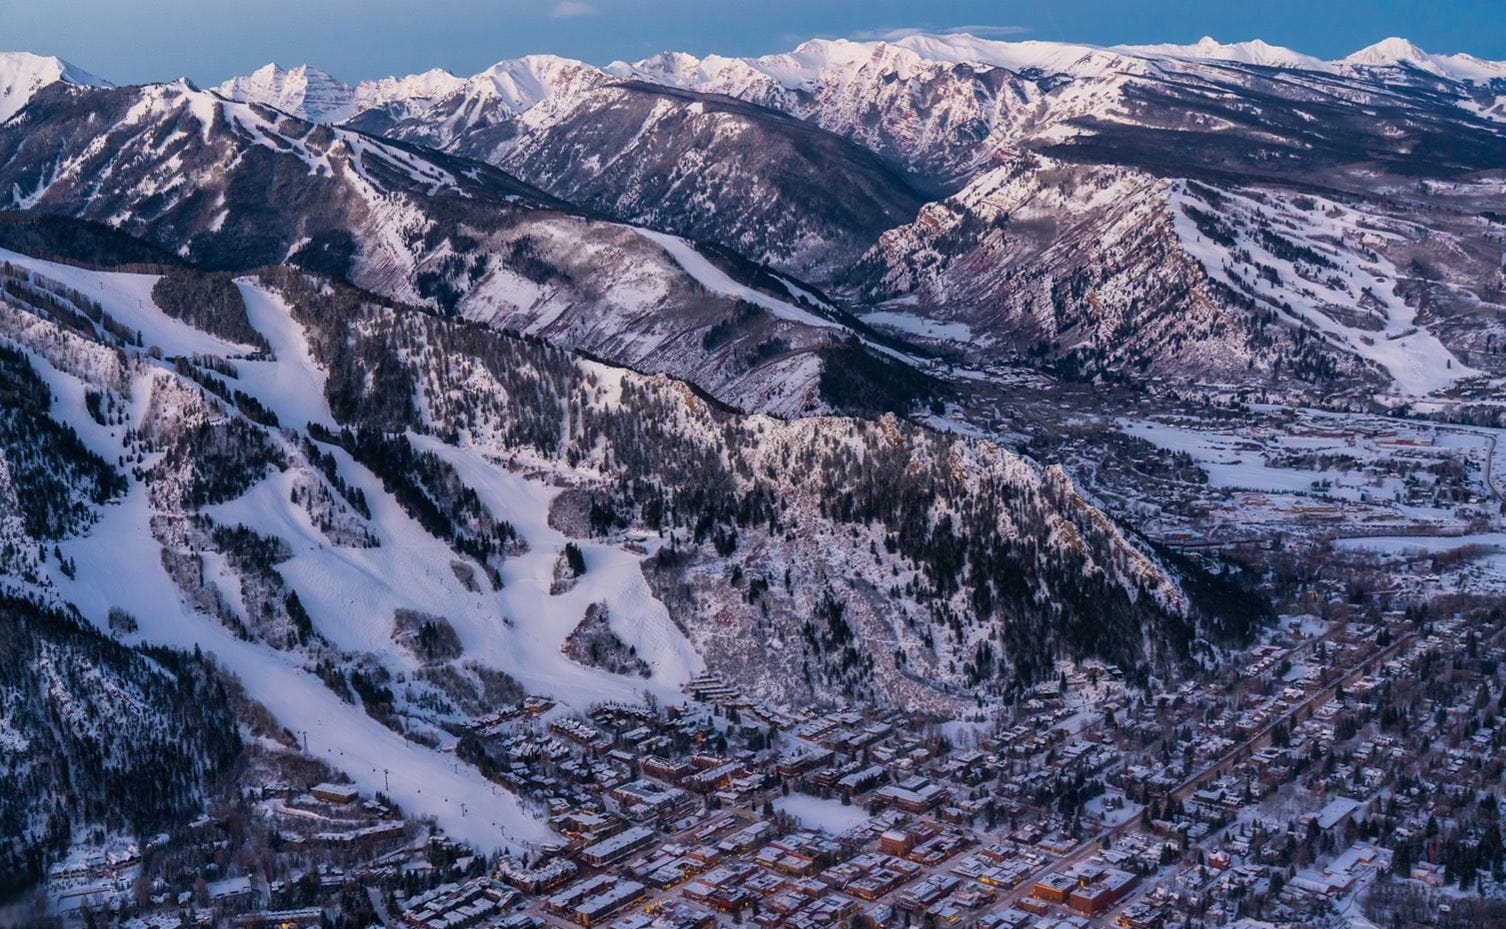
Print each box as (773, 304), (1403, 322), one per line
(773, 793), (873, 835)
(1119, 419), (1405, 502)
(860, 309), (980, 343)
(0, 249), (247, 359)
(412, 436), (704, 699)
(1335, 531), (1506, 556)
(1084, 790), (1142, 828)
(1119, 410), (1500, 535)
(232, 282), (338, 431)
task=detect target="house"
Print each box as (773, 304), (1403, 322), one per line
(1411, 862), (1445, 887)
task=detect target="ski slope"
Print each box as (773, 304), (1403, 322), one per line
(1168, 185), (1478, 397)
(636, 229), (840, 330)
(3, 252), (709, 852)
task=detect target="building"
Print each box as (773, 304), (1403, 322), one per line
(499, 857), (578, 893)
(878, 831), (914, 857)
(573, 880), (647, 926)
(580, 826), (657, 867)
(231, 910), (323, 929)
(1068, 869), (1138, 916)
(1032, 872), (1078, 904)
(872, 779), (948, 814)
(310, 783), (359, 804)
(835, 766), (887, 797)
(610, 779), (695, 823)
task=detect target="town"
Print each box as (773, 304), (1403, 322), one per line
(35, 594), (1506, 929)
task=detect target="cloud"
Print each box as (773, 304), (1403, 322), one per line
(551, 1), (597, 18)
(851, 24), (1030, 42)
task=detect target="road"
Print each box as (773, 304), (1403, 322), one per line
(1169, 631), (1415, 802)
(1484, 433), (1502, 504)
(368, 885), (395, 928)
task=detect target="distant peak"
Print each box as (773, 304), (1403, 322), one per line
(1344, 36), (1430, 65)
(215, 62), (356, 122)
(1338, 36), (1506, 82)
(1114, 36), (1328, 71)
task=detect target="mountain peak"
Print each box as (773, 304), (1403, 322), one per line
(350, 67), (465, 114)
(0, 51), (109, 122)
(1340, 36), (1506, 82)
(1343, 36), (1432, 67)
(215, 61), (356, 122)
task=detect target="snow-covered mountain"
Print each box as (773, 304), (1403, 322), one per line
(1114, 36), (1329, 70)
(0, 50), (108, 122)
(215, 35), (1506, 134)
(214, 62), (359, 121)
(0, 77), (932, 419)
(0, 229), (1266, 873)
(349, 67), (467, 124)
(200, 36), (1506, 302)
(11, 34), (1506, 402)
(209, 33), (1506, 186)
(1338, 36), (1506, 83)
(611, 34), (1506, 180)
(5, 29), (1506, 891)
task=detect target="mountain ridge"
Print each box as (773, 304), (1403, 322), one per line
(197, 33), (1506, 132)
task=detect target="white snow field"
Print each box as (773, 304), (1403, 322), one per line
(773, 794), (873, 835)
(0, 51), (110, 123)
(233, 282), (339, 431)
(52, 487), (551, 852)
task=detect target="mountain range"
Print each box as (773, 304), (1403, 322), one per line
(0, 28), (1503, 888)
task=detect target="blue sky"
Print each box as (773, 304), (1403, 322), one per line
(5, 0), (1504, 85)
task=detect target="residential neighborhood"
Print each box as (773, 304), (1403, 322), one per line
(45, 601), (1506, 929)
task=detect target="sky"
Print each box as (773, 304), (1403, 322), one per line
(4, 0), (1504, 86)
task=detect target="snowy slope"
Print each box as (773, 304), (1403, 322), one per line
(0, 234), (1220, 722)
(0, 76), (900, 419)
(635, 230), (840, 330)
(0, 51), (108, 122)
(0, 250), (708, 851)
(1168, 182), (1480, 396)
